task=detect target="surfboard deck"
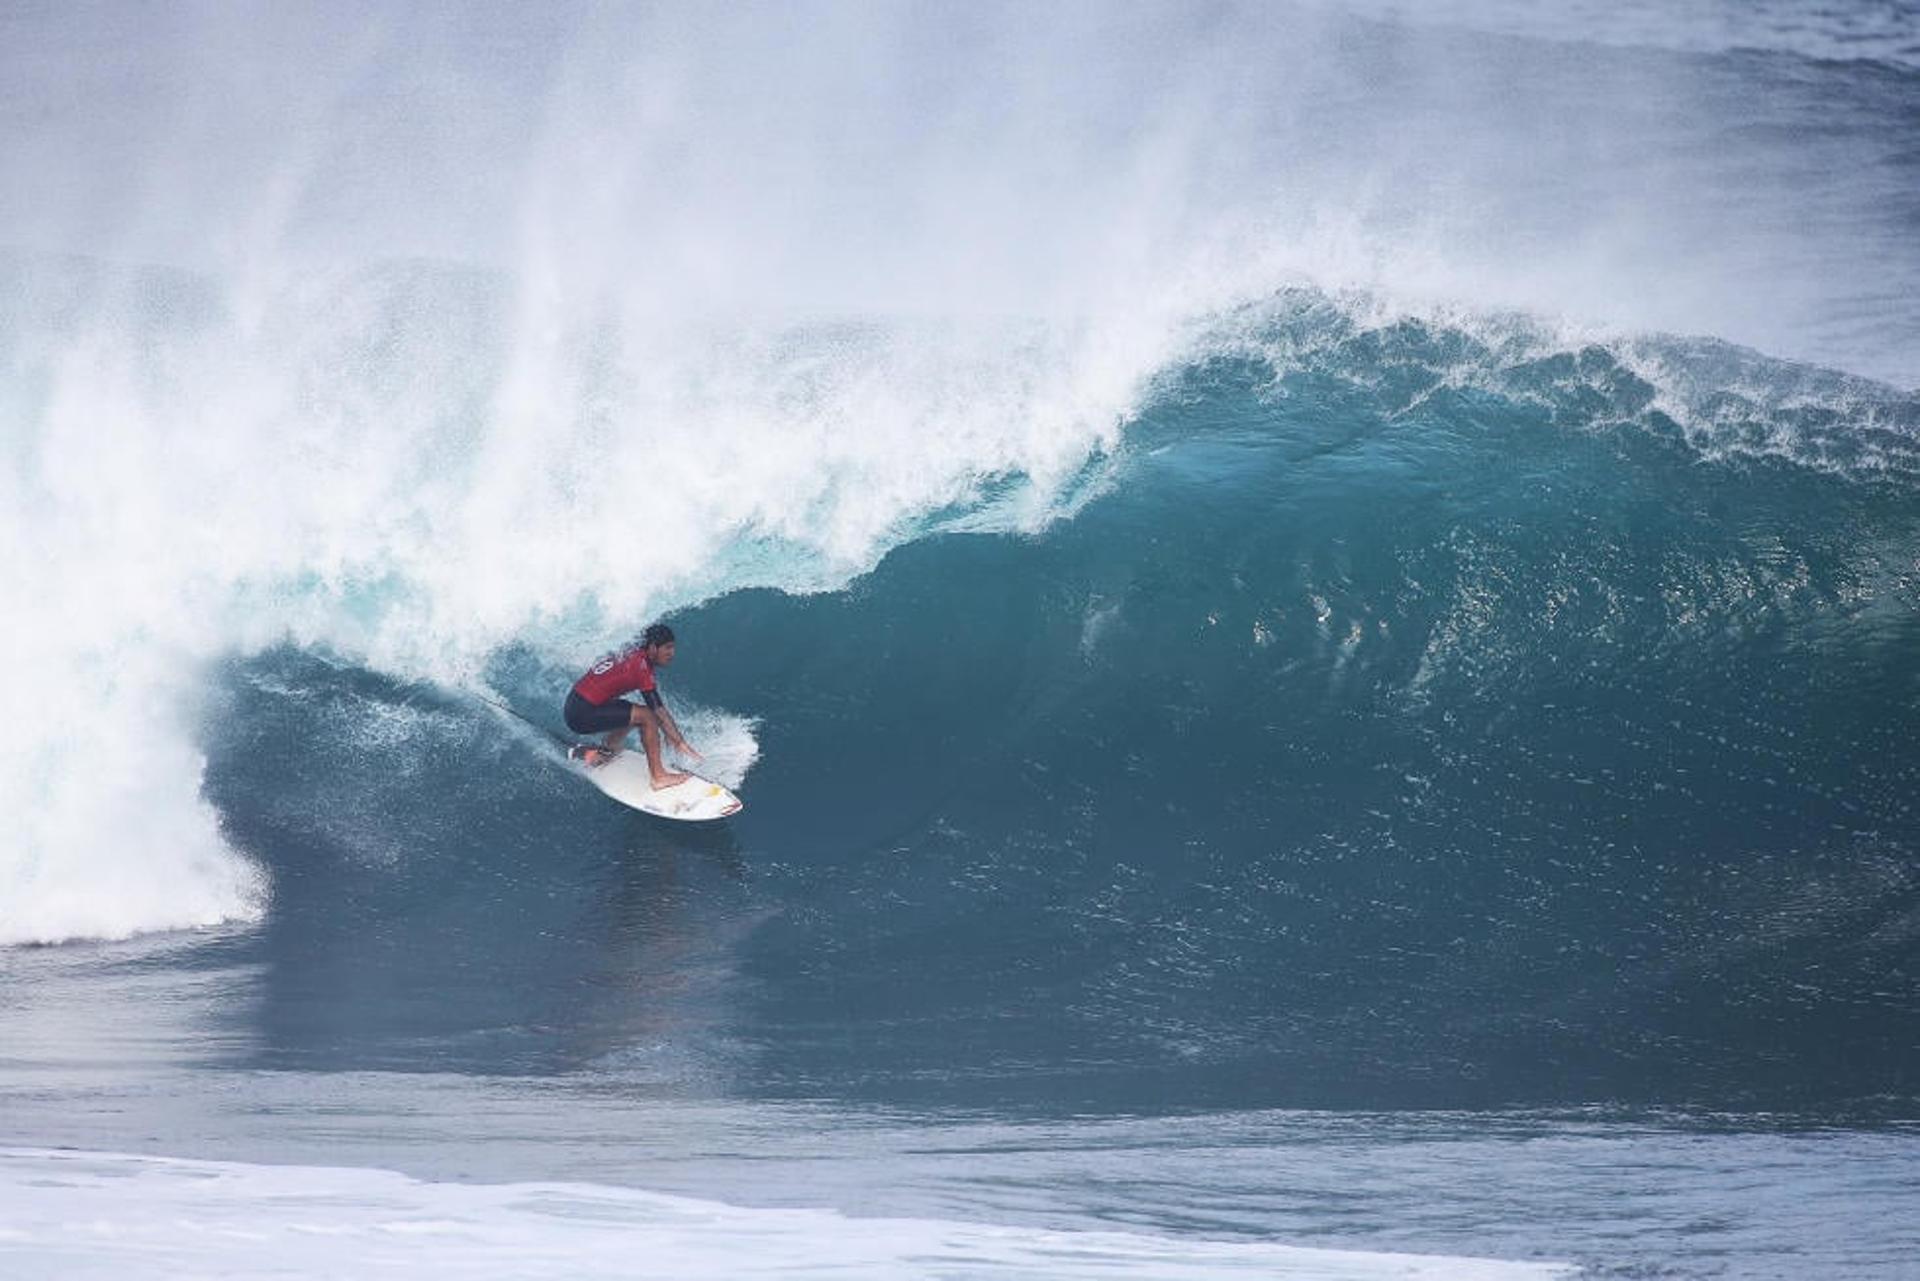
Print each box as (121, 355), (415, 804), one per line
(570, 747), (743, 821)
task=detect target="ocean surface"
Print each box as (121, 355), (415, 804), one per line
(3, 2), (1918, 1277)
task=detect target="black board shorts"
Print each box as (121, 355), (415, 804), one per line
(564, 689), (635, 735)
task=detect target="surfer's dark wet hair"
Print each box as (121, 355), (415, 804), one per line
(643, 623), (676, 649)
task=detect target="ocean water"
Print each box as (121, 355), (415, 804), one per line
(3, 2), (1918, 1277)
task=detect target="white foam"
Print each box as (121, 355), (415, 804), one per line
(666, 704), (762, 793)
(0, 1147), (1572, 1280)
(0, 623), (266, 947)
(0, 262), (1179, 945)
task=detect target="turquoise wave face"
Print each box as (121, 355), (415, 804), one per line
(663, 339), (1920, 1110)
(196, 329), (1920, 1113)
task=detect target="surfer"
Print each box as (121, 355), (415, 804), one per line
(563, 623), (703, 788)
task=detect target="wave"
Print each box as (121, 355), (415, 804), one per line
(46, 301), (1883, 1111)
(634, 318), (1919, 1109)
(4, 267), (1916, 969)
(3, 0), (1918, 973)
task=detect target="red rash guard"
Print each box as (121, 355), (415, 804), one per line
(572, 648), (658, 705)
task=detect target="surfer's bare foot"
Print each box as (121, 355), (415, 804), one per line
(570, 745), (617, 767)
(650, 770), (691, 790)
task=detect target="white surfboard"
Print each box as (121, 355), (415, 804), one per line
(572, 749), (743, 821)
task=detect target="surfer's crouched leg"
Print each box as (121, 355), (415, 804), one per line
(630, 706), (690, 790)
(562, 691), (634, 767)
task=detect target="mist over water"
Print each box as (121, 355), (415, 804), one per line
(10, 1), (1920, 361)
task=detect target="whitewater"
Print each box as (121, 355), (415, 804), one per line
(3, 2), (1917, 1277)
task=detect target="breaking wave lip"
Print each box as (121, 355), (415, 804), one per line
(1189, 289), (1920, 480)
(0, 1147), (1574, 1280)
